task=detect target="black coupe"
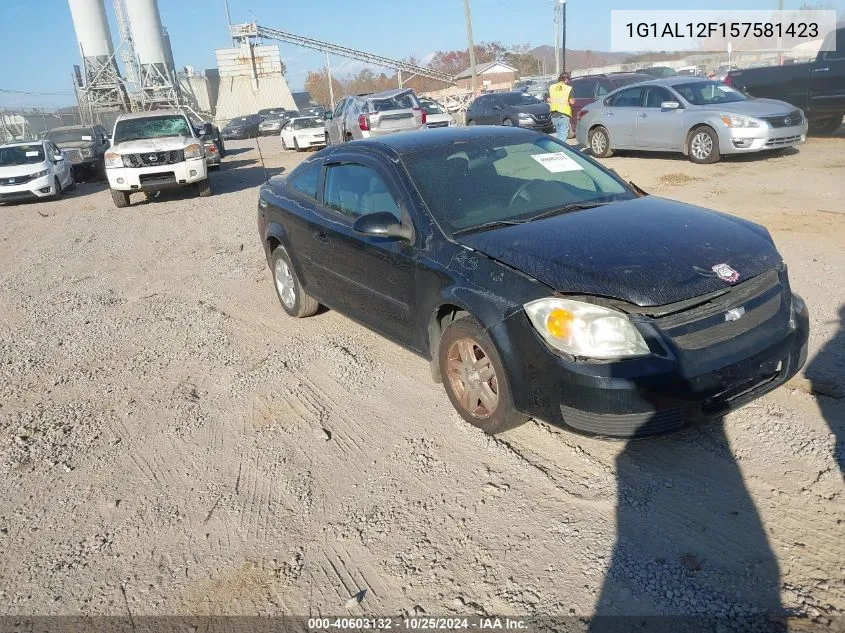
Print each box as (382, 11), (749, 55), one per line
(256, 127), (808, 437)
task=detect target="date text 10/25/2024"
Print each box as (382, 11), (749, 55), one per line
(308, 617), (528, 630)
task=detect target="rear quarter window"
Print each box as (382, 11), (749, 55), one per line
(287, 162), (321, 200)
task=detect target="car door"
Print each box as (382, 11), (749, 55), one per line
(280, 120), (292, 147)
(602, 85), (645, 147)
(47, 141), (72, 186)
(313, 155), (417, 345)
(810, 27), (845, 114)
(327, 99), (346, 144)
(634, 85), (686, 149)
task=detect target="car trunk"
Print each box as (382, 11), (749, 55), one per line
(366, 92), (422, 136)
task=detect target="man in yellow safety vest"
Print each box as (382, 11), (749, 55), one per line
(547, 72), (574, 141)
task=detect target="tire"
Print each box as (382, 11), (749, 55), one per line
(809, 114), (843, 135)
(282, 137), (288, 150)
(687, 125), (721, 164)
(466, 119), (476, 126)
(325, 132), (331, 147)
(588, 126), (613, 158)
(294, 137), (300, 151)
(50, 177), (63, 201)
(438, 314), (528, 434)
(66, 174), (77, 191)
(110, 188), (130, 208)
(217, 140), (226, 158)
(270, 246), (319, 318)
(196, 178), (212, 197)
(502, 118), (514, 126)
(345, 133), (353, 143)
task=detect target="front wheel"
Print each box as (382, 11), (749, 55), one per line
(588, 126), (613, 158)
(687, 126), (721, 164)
(271, 247), (319, 318)
(438, 315), (528, 434)
(808, 114), (843, 135)
(110, 188), (130, 208)
(196, 178), (212, 197)
(502, 118), (514, 126)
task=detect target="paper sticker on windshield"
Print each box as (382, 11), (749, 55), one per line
(25, 151), (40, 157)
(81, 135), (92, 141)
(531, 152), (583, 173)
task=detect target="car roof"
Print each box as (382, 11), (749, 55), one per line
(360, 88), (415, 100)
(647, 76), (717, 86)
(46, 125), (94, 131)
(0, 140), (46, 149)
(343, 126), (543, 157)
(289, 116), (321, 121)
(116, 109), (186, 121)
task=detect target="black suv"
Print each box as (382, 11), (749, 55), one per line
(465, 92), (554, 133)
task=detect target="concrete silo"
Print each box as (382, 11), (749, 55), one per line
(67, 0), (128, 109)
(123, 0), (179, 108)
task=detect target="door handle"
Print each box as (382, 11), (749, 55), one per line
(605, 111), (614, 116)
(638, 113), (648, 118)
(312, 230), (328, 244)
(812, 67), (829, 72)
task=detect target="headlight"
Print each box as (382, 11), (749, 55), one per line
(104, 152), (122, 168)
(183, 143), (203, 160)
(524, 298), (650, 359)
(720, 114), (760, 128)
(30, 168), (49, 179)
(518, 113), (533, 119)
(81, 148), (94, 157)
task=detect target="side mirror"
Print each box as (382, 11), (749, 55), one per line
(54, 153), (64, 162)
(202, 123), (214, 136)
(661, 101), (680, 110)
(352, 212), (411, 241)
(324, 112), (333, 120)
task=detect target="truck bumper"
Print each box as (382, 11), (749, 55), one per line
(106, 158), (207, 192)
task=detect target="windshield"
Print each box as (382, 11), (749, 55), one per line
(420, 101), (445, 115)
(114, 115), (191, 143)
(403, 136), (634, 234)
(226, 117), (250, 127)
(293, 118), (323, 130)
(0, 144), (46, 166)
(675, 81), (749, 105)
(45, 128), (94, 144)
(499, 93), (542, 106)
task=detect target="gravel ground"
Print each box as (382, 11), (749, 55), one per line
(0, 133), (843, 623)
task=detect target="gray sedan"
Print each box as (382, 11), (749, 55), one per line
(575, 77), (807, 163)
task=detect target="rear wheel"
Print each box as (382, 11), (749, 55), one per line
(196, 178), (212, 197)
(271, 246), (319, 318)
(687, 126), (720, 164)
(588, 126), (613, 158)
(438, 315), (528, 434)
(110, 188), (130, 208)
(502, 118), (514, 126)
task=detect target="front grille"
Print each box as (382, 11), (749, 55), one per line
(765, 135), (803, 147)
(763, 110), (803, 128)
(63, 149), (84, 164)
(139, 172), (176, 185)
(0, 174), (33, 186)
(652, 269), (786, 351)
(123, 150), (184, 168)
(427, 122), (450, 128)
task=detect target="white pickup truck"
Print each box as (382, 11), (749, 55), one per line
(105, 109), (212, 208)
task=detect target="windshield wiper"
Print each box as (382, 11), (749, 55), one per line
(453, 220), (525, 236)
(452, 201), (612, 237)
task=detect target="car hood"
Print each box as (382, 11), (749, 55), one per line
(510, 102), (549, 117)
(695, 98), (795, 116)
(112, 136), (196, 152)
(0, 161), (50, 178)
(456, 196), (781, 307)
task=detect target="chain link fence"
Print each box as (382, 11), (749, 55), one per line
(1, 107), (121, 144)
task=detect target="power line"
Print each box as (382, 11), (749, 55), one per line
(0, 88), (74, 96)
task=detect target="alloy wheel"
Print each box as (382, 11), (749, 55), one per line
(446, 338), (499, 419)
(691, 132), (713, 160)
(591, 131), (607, 155)
(274, 258), (296, 309)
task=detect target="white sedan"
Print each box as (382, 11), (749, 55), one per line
(280, 117), (327, 151)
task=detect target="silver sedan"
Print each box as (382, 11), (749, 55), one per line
(575, 77), (807, 164)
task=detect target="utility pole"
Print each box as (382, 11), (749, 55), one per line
(464, 0), (478, 94)
(776, 0), (784, 65)
(559, 0), (567, 74)
(325, 51), (335, 110)
(553, 1), (560, 76)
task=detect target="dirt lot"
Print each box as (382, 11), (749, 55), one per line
(1, 133), (843, 622)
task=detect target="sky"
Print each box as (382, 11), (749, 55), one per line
(1, 0), (840, 109)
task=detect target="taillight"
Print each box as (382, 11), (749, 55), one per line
(577, 109), (589, 121)
(358, 114), (370, 131)
(414, 107), (426, 125)
(722, 75), (733, 87)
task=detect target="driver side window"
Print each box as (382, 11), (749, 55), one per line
(610, 86), (644, 107)
(323, 164), (401, 221)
